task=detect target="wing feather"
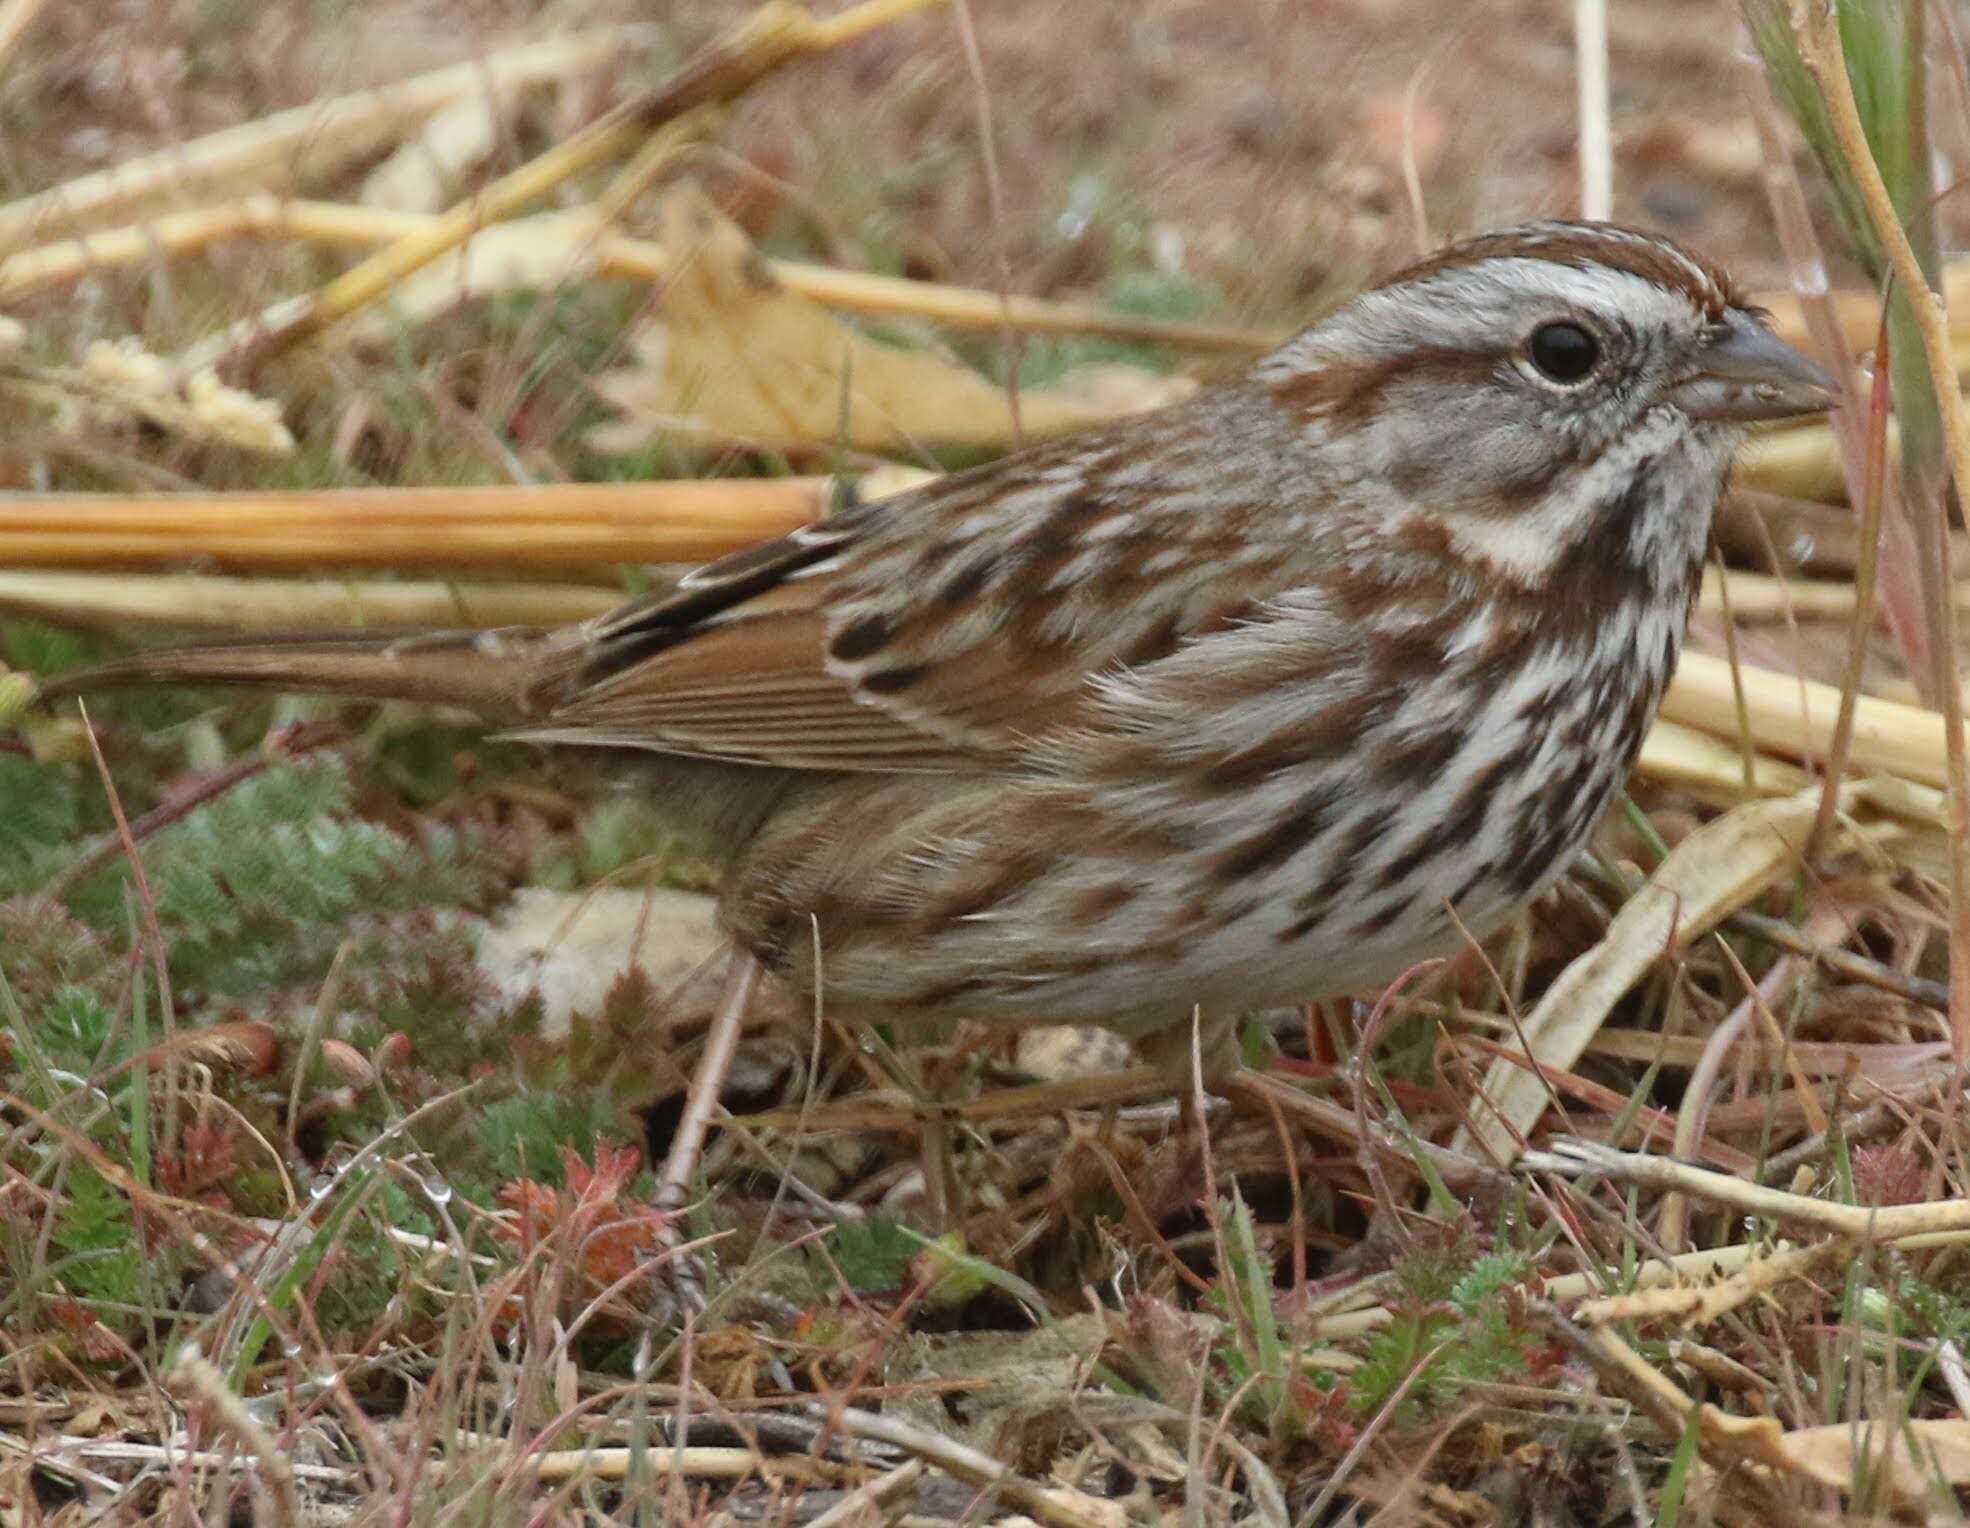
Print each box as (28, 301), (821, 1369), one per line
(526, 383), (1333, 772)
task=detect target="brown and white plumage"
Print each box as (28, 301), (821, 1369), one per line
(48, 222), (1832, 1058)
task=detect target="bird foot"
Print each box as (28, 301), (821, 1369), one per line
(1133, 1013), (1244, 1099)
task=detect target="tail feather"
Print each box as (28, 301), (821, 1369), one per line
(38, 627), (576, 724)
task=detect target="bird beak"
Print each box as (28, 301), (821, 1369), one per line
(1668, 309), (1838, 423)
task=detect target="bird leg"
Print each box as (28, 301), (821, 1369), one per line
(1133, 1010), (1241, 1162)
(714, 1012), (1250, 1134)
(646, 947), (761, 1321)
(655, 947), (760, 1215)
(1135, 1010), (1243, 1099)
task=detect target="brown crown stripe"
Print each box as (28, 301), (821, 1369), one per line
(1373, 221), (1741, 319)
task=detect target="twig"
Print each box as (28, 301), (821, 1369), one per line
(1711, 488), (1970, 580)
(1707, 549), (1759, 797)
(1690, 567), (1970, 621)
(1524, 1138), (1970, 1238)
(524, 1443), (811, 1484)
(811, 1404), (1124, 1528)
(949, 0), (1023, 447)
(1300, 1337), (1457, 1525)
(1937, 1340), (1970, 1416)
(1810, 307), (1895, 860)
(656, 949), (761, 1215)
(1727, 909), (1950, 1010)
(802, 1460), (926, 1527)
(1661, 648), (1953, 789)
(0, 569), (620, 631)
(40, 1437), (351, 1486)
(1761, 1095), (1917, 1181)
(202, 112), (717, 376)
(1743, 55), (1934, 689)
(1659, 937), (1814, 1252)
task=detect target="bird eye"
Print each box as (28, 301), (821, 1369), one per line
(1526, 320), (1600, 384)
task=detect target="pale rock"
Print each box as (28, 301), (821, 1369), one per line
(474, 887), (723, 1040)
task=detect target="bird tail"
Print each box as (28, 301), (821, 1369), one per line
(36, 627), (576, 724)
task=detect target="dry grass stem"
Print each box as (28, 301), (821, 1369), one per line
(0, 29), (644, 251)
(0, 481), (833, 569)
(1456, 783), (1891, 1162)
(0, 570), (621, 630)
(197, 108), (719, 376)
(0, 0), (48, 71)
(12, 6), (1970, 1520)
(0, 195), (1273, 354)
(211, 0), (951, 373)
(1794, 4), (1970, 1059)
(22, 198), (1970, 367)
(812, 1404), (1127, 1528)
(1662, 648), (1955, 789)
(1573, 1238), (1851, 1328)
(800, 1461), (927, 1527)
(166, 1345), (301, 1528)
(1573, 0), (1612, 219)
(1528, 1138), (1970, 1240)
(1689, 566), (1970, 621)
(1634, 717), (1811, 802)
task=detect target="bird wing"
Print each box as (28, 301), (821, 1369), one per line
(521, 385), (1333, 772)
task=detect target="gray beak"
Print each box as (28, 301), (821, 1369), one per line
(1668, 309), (1837, 423)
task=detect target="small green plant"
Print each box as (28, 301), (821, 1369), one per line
(59, 757), (471, 995)
(824, 1215), (924, 1294)
(473, 1089), (628, 1187)
(1209, 1188), (1310, 1439)
(0, 753), (85, 893)
(50, 1163), (145, 1308)
(1349, 1247), (1538, 1424)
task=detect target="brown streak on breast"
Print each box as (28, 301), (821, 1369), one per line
(1068, 880), (1137, 927)
(926, 847), (1051, 924)
(1378, 224), (1739, 319)
(1207, 781), (1342, 882)
(1370, 607), (1467, 680)
(1196, 692), (1384, 791)
(1372, 719), (1467, 790)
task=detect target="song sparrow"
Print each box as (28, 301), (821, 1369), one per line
(47, 222), (1832, 1085)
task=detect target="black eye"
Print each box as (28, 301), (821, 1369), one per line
(1527, 321), (1600, 383)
